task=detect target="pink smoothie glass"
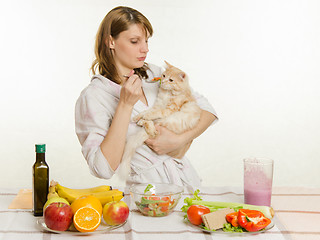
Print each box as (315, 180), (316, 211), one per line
(243, 158), (274, 206)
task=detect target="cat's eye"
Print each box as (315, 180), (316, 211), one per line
(169, 79), (174, 82)
(162, 74), (166, 78)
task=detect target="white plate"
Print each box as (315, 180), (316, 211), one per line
(37, 218), (126, 235)
(186, 219), (274, 235)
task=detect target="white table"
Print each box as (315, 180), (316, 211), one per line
(1, 186), (319, 240)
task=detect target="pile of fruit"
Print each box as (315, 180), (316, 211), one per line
(43, 180), (129, 233)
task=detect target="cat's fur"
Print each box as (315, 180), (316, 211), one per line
(119, 61), (201, 179)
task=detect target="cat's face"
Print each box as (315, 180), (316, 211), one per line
(160, 63), (189, 93)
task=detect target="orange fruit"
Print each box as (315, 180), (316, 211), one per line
(71, 195), (102, 215)
(73, 207), (101, 232)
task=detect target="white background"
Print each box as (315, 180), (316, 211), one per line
(1, 0), (319, 189)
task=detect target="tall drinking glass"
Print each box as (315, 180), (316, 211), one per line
(243, 158), (274, 206)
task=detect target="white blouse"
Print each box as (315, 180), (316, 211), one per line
(75, 64), (218, 187)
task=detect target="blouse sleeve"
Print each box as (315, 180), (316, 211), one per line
(191, 88), (219, 124)
(75, 88), (115, 179)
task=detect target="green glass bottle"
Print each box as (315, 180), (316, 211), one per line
(32, 144), (49, 216)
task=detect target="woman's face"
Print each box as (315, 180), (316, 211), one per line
(109, 24), (149, 75)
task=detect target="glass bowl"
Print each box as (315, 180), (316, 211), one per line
(129, 183), (184, 217)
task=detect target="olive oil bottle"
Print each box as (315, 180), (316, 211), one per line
(32, 144), (49, 216)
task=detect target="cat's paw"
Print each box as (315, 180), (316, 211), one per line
(149, 129), (158, 138)
(143, 121), (157, 137)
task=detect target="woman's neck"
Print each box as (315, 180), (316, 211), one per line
(114, 61), (133, 83)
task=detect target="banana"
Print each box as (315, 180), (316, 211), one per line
(56, 183), (112, 194)
(89, 190), (124, 206)
(54, 182), (120, 204)
(47, 180), (59, 200)
(47, 191), (59, 199)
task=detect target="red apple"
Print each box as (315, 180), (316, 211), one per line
(103, 201), (129, 225)
(43, 197), (70, 212)
(44, 202), (73, 231)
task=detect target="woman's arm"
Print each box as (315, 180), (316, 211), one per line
(75, 72), (143, 178)
(145, 110), (216, 157)
(100, 74), (143, 171)
(100, 102), (133, 171)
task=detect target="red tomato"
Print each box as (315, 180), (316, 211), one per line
(187, 205), (210, 225)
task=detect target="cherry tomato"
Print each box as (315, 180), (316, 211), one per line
(187, 205), (210, 225)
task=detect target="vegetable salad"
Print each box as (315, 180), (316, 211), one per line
(135, 184), (177, 217)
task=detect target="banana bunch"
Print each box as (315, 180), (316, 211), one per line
(48, 180), (124, 205)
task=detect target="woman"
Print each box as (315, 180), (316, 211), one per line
(75, 6), (218, 187)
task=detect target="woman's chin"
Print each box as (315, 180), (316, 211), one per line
(134, 62), (145, 69)
(125, 61), (145, 71)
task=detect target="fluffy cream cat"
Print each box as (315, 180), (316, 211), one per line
(119, 61), (201, 179)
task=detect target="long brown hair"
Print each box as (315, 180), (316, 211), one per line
(91, 6), (153, 84)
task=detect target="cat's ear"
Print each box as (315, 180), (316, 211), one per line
(179, 72), (186, 80)
(164, 60), (173, 68)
